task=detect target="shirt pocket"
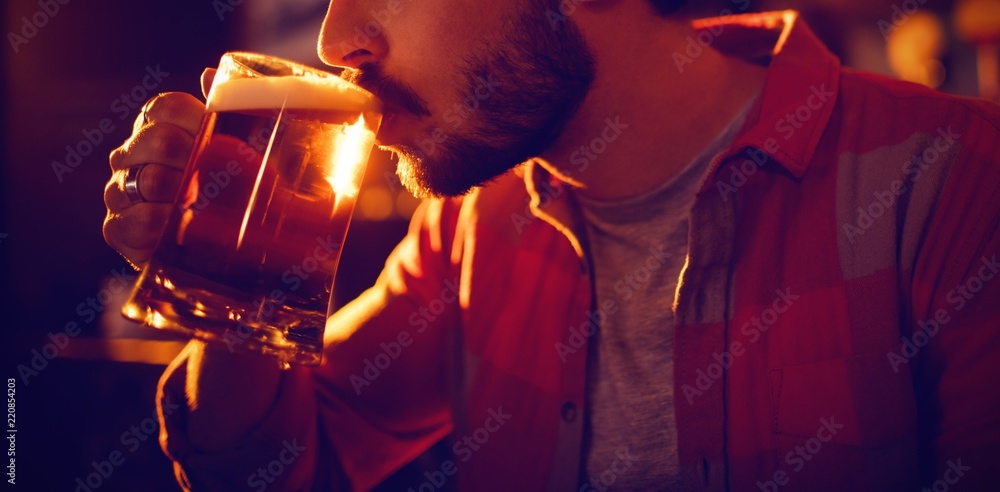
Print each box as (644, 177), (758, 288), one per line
(768, 350), (918, 446)
(765, 352), (922, 490)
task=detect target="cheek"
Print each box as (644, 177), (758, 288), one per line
(384, 1), (508, 110)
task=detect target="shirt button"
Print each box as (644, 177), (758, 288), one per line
(561, 402), (577, 423)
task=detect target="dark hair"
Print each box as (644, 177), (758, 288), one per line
(646, 0), (687, 16)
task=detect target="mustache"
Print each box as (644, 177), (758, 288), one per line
(351, 63), (431, 118)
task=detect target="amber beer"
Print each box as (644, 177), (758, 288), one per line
(123, 53), (381, 365)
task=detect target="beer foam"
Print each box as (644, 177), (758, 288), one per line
(206, 75), (381, 113)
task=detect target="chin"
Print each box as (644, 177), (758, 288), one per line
(382, 145), (479, 199)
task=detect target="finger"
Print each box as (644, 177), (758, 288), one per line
(201, 68), (217, 100)
(103, 203), (172, 266)
(141, 92), (205, 136)
(110, 123), (194, 172)
(137, 163), (184, 204)
(105, 164), (184, 212)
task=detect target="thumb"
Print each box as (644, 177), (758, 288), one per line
(200, 68), (217, 100)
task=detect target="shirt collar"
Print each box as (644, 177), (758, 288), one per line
(699, 10), (841, 177)
(524, 162), (589, 260)
(523, 11), (841, 245)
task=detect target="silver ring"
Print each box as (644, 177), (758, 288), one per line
(124, 165), (147, 204)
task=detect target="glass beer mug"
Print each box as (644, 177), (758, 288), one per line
(123, 52), (382, 366)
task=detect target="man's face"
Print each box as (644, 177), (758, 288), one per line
(319, 0), (595, 198)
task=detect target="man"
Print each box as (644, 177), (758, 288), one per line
(103, 0), (1000, 490)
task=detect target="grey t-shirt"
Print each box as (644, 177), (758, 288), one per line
(577, 102), (753, 490)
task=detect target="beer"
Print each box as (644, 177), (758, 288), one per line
(123, 54), (381, 366)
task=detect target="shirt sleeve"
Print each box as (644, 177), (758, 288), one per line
(156, 197), (464, 491)
(910, 99), (1000, 489)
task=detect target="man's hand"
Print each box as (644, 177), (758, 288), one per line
(104, 69), (216, 268)
(103, 91), (203, 268)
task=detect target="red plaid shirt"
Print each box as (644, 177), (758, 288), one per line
(159, 11), (1000, 491)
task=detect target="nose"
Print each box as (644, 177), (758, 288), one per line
(317, 0), (389, 68)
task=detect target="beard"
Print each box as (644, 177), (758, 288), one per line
(354, 0), (596, 198)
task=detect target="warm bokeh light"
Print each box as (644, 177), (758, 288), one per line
(395, 191), (421, 218)
(954, 0), (1000, 99)
(887, 11), (948, 87)
(357, 186), (394, 221)
(955, 0), (1000, 43)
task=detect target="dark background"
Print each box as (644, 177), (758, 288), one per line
(0, 0), (988, 490)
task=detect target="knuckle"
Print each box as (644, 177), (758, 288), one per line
(104, 179), (117, 209)
(143, 92), (180, 119)
(102, 214), (116, 248)
(109, 146), (127, 170)
(132, 215), (154, 244)
(123, 212), (155, 250)
(142, 166), (179, 201)
(105, 210), (154, 266)
(143, 125), (190, 162)
(144, 92), (201, 123)
(136, 204), (169, 241)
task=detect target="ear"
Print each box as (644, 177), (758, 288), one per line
(200, 68), (217, 99)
